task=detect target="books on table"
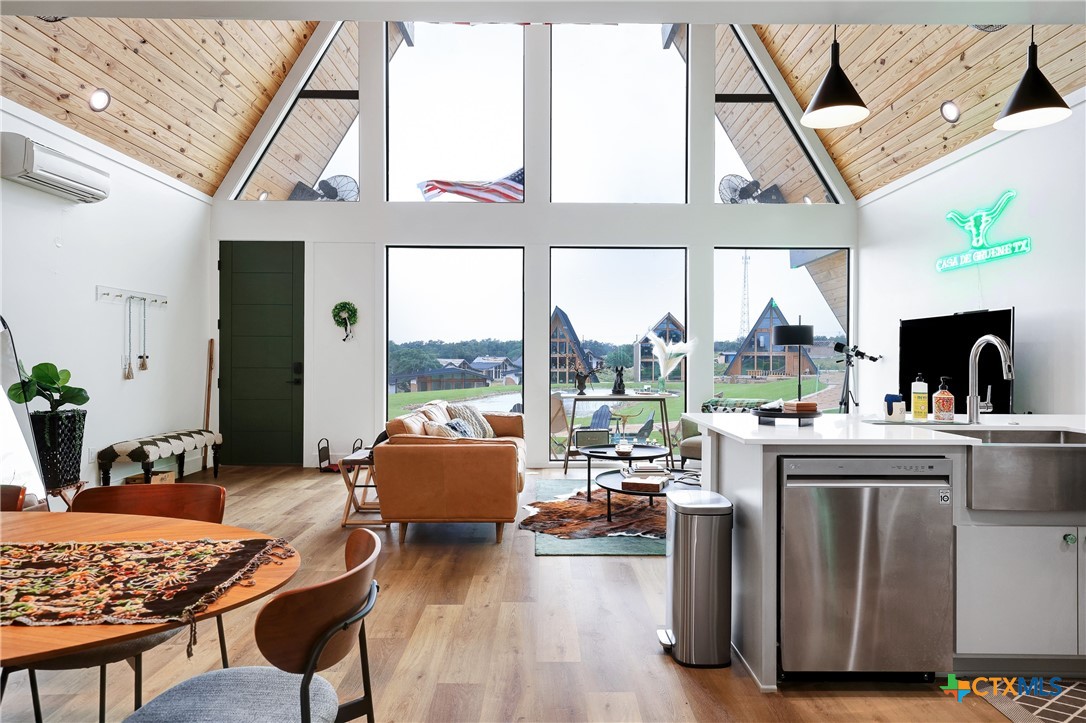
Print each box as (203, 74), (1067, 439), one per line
(621, 476), (667, 493)
(783, 401), (818, 413)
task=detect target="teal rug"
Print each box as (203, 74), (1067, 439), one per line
(523, 478), (665, 557)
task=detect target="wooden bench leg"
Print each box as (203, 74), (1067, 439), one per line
(176, 453), (185, 480)
(142, 462), (153, 485)
(100, 464), (112, 486)
(212, 444), (221, 478)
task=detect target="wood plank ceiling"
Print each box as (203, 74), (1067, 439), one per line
(753, 24), (1086, 198)
(0, 17), (318, 195)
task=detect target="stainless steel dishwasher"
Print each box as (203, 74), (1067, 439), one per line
(779, 457), (954, 675)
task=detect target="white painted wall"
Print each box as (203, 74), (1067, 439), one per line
(856, 91), (1086, 415)
(1, 101), (213, 485)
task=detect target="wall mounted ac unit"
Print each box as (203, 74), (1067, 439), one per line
(1, 132), (110, 203)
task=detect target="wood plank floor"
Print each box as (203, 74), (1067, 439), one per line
(1, 465), (1001, 722)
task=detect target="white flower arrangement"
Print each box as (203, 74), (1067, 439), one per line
(646, 330), (695, 380)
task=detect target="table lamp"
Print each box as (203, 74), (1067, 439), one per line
(772, 322), (814, 402)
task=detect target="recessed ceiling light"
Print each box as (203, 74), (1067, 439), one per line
(940, 101), (961, 123)
(257, 191), (269, 201)
(89, 88), (111, 112)
(803, 195), (813, 205)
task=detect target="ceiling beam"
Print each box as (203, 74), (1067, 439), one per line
(5, 1), (1084, 25)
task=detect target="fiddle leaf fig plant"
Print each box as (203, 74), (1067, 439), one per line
(6, 362), (90, 412)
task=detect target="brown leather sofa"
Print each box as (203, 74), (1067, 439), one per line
(373, 400), (525, 543)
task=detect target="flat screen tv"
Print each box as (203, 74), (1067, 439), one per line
(898, 308), (1014, 414)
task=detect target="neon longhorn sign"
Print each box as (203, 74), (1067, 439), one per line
(936, 190), (1032, 272)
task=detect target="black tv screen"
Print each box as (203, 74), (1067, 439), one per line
(898, 308), (1014, 414)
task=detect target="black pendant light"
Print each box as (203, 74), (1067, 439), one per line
(993, 26), (1072, 131)
(801, 25), (870, 129)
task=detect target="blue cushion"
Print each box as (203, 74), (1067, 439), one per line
(124, 667), (338, 723)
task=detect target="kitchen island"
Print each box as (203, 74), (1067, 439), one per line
(683, 411), (1086, 691)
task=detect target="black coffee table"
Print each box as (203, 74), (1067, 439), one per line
(579, 443), (669, 501)
(594, 470), (702, 522)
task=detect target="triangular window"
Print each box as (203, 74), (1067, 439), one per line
(236, 22), (359, 201)
(715, 26), (837, 204)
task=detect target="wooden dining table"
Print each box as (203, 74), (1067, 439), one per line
(0, 511), (301, 668)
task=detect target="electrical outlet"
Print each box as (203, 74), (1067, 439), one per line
(86, 446), (96, 464)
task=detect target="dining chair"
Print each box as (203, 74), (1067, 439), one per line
(9, 483), (230, 723)
(0, 484), (26, 511)
(126, 528), (381, 723)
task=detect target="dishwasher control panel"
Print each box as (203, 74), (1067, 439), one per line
(781, 457), (953, 479)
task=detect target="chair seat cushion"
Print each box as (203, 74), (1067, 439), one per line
(680, 435), (703, 459)
(124, 667), (338, 723)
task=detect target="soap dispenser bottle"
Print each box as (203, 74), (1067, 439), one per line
(911, 373), (929, 421)
(933, 376), (955, 421)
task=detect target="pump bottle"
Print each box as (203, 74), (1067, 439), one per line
(911, 373), (929, 421)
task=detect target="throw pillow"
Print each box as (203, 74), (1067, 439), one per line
(446, 403), (495, 439)
(423, 420), (457, 438)
(445, 419), (474, 438)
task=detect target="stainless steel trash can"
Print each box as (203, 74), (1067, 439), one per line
(659, 489), (733, 667)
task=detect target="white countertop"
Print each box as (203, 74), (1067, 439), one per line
(682, 412), (1086, 446)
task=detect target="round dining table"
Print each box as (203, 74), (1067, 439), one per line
(0, 511), (301, 667)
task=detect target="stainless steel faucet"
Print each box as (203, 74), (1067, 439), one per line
(968, 334), (1014, 423)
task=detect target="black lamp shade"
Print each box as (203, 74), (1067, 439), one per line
(994, 42), (1072, 131)
(772, 324), (814, 347)
(801, 41), (870, 129)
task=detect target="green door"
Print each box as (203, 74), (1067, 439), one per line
(219, 241), (304, 465)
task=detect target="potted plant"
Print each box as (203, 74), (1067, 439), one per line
(6, 362), (90, 490)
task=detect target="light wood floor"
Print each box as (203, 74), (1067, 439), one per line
(1, 465), (1001, 722)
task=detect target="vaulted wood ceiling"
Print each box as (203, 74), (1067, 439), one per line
(753, 24), (1086, 198)
(2, 19), (1083, 200)
(1, 17), (318, 195)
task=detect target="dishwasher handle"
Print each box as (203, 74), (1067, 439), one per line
(785, 479), (949, 489)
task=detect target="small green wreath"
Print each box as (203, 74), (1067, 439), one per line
(332, 301), (359, 341)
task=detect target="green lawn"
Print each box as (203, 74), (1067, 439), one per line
(387, 385), (523, 419)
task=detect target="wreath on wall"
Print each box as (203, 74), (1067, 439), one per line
(331, 301), (358, 342)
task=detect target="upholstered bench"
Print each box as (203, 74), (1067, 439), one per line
(97, 429), (222, 485)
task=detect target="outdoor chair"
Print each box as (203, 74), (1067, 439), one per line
(587, 405), (612, 431)
(126, 529), (381, 723)
(633, 411), (656, 443)
(3, 484), (231, 723)
(549, 393), (570, 457)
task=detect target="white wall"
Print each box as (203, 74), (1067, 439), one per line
(856, 91), (1086, 415)
(1, 101), (213, 484)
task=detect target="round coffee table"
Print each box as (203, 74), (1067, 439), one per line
(579, 443), (670, 501)
(594, 469), (702, 522)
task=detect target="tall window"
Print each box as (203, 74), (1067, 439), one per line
(549, 248), (686, 459)
(237, 23), (359, 201)
(714, 26), (836, 204)
(387, 248), (524, 420)
(713, 249), (848, 412)
(387, 23), (524, 202)
(552, 24), (688, 203)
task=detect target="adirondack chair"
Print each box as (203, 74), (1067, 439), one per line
(633, 410), (656, 443)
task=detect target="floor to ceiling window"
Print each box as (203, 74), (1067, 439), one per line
(387, 22), (524, 202)
(386, 247), (524, 420)
(713, 248), (849, 412)
(551, 24), (688, 203)
(549, 247), (687, 459)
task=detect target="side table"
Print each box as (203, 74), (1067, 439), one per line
(337, 449), (388, 528)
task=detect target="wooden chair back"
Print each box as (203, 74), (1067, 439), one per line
(549, 393), (569, 435)
(71, 483), (226, 523)
(0, 484), (27, 511)
(255, 529), (380, 674)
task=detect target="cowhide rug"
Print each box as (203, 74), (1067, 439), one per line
(519, 487), (666, 540)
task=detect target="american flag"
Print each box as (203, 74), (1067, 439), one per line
(418, 168), (524, 203)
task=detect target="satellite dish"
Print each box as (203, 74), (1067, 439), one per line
(317, 175), (359, 202)
(718, 175), (761, 204)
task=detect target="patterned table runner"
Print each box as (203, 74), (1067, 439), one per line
(1, 538), (295, 655)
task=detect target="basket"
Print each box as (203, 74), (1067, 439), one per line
(30, 409), (87, 491)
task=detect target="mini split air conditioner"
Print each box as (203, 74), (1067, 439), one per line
(1, 132), (110, 203)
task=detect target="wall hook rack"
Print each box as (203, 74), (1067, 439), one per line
(95, 285), (168, 307)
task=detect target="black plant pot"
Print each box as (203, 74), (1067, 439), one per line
(29, 409), (87, 491)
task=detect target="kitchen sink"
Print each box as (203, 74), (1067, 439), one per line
(939, 428), (1086, 512)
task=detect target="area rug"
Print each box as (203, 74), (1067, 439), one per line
(520, 478), (665, 556)
(975, 679), (1086, 722)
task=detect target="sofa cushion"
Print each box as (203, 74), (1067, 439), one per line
(423, 420), (458, 438)
(418, 401), (451, 424)
(445, 419), (474, 438)
(447, 404), (495, 438)
(386, 411), (429, 437)
(482, 412), (524, 439)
